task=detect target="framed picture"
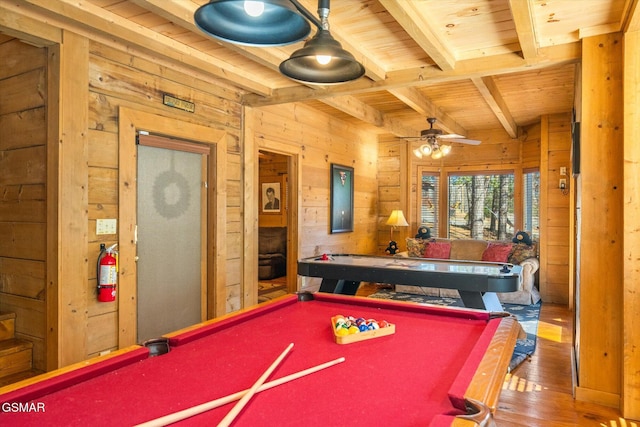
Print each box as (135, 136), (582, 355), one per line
(261, 182), (281, 213)
(330, 164), (354, 233)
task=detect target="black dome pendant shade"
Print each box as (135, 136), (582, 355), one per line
(279, 29), (365, 84)
(193, 0), (365, 84)
(194, 0), (311, 46)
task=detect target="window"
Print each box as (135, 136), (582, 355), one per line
(523, 170), (540, 241)
(418, 172), (439, 237)
(448, 173), (515, 241)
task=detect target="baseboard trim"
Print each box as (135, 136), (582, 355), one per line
(575, 385), (621, 409)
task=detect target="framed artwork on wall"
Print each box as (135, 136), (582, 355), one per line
(261, 182), (281, 213)
(330, 163), (354, 233)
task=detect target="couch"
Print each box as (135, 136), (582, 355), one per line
(396, 237), (540, 305)
(258, 227), (287, 280)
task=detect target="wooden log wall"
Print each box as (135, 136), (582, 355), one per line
(539, 114), (572, 304)
(377, 138), (408, 252)
(1, 31), (245, 367)
(0, 36), (47, 372)
(248, 104), (379, 292)
(85, 41), (243, 356)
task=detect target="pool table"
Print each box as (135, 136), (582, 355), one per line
(0, 293), (521, 426)
(298, 254), (523, 311)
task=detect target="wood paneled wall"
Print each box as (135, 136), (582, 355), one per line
(1, 32), (245, 367)
(248, 104), (379, 292)
(85, 41), (242, 356)
(0, 36), (47, 371)
(377, 138), (408, 251)
(539, 114), (572, 304)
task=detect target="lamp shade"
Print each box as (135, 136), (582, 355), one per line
(279, 29), (365, 84)
(194, 0), (311, 46)
(386, 210), (409, 227)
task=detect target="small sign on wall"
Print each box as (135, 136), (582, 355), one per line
(162, 93), (195, 113)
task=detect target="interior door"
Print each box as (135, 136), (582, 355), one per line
(136, 134), (208, 343)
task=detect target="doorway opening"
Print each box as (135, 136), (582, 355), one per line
(257, 151), (290, 303)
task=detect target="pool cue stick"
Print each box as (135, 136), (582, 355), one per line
(217, 342), (294, 427)
(134, 356), (346, 427)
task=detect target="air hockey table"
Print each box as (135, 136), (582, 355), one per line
(298, 254), (522, 311)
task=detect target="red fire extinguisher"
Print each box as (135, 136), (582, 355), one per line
(97, 243), (118, 302)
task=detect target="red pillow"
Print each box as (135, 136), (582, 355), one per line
(482, 243), (513, 262)
(423, 241), (451, 259)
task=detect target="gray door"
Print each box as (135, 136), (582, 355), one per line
(136, 134), (208, 343)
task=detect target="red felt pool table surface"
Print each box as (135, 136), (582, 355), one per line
(0, 293), (520, 426)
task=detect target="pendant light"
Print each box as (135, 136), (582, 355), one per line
(194, 0), (365, 84)
(194, 0), (311, 46)
(279, 0), (365, 84)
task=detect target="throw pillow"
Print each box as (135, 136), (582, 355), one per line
(424, 241), (451, 259)
(508, 243), (537, 264)
(406, 238), (428, 257)
(482, 242), (513, 262)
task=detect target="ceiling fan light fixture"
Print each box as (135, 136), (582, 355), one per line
(431, 147), (444, 160)
(413, 148), (423, 159)
(194, 0), (311, 46)
(420, 144), (433, 156)
(440, 144), (452, 156)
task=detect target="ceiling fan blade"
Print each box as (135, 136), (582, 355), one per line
(442, 137), (481, 145)
(438, 133), (465, 139)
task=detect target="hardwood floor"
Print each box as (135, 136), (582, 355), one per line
(355, 284), (634, 426)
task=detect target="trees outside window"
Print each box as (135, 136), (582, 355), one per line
(448, 174), (514, 240)
(419, 173), (439, 237)
(418, 170), (538, 242)
(523, 170), (540, 241)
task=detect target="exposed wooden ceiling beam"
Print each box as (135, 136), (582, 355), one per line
(131, 0), (391, 127)
(321, 95), (416, 137)
(19, 0), (275, 95)
(128, 0), (293, 81)
(623, 0), (640, 32)
(508, 0), (538, 60)
(471, 76), (518, 138)
(378, 0), (456, 71)
(387, 87), (466, 136)
(0, 3), (61, 46)
(244, 43), (581, 106)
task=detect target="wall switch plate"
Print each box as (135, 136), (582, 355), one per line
(96, 219), (117, 235)
(560, 167), (567, 176)
(559, 179), (567, 190)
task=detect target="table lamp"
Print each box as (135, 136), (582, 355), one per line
(386, 210), (409, 241)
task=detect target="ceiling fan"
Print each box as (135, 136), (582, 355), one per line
(402, 118), (481, 159)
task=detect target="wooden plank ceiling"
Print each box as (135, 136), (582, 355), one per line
(1, 0), (636, 140)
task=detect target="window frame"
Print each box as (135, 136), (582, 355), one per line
(416, 165), (529, 240)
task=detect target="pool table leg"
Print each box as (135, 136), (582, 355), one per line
(318, 278), (360, 295)
(458, 291), (504, 312)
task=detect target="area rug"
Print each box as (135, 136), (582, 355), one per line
(368, 289), (541, 372)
